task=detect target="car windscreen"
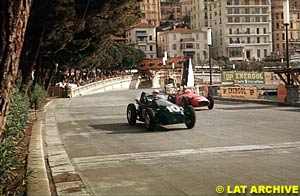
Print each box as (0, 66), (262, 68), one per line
(154, 98), (174, 106)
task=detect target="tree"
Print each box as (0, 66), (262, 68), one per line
(19, 0), (142, 91)
(0, 0), (32, 138)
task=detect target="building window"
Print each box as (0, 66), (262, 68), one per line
(262, 8), (267, 14)
(247, 37), (250, 43)
(255, 17), (260, 22)
(172, 44), (176, 50)
(257, 37), (260, 43)
(264, 49), (267, 57)
(186, 43), (193, 48)
(150, 45), (153, 51)
(262, 16), (267, 22)
(228, 17), (233, 23)
(245, 17), (250, 22)
(245, 8), (250, 14)
(276, 33), (279, 40)
(246, 28), (250, 34)
(149, 35), (152, 41)
(196, 34), (199, 40)
(256, 28), (260, 34)
(234, 8), (239, 14)
(229, 48), (242, 57)
(257, 49), (261, 58)
(229, 28), (232, 34)
(282, 33), (285, 40)
(263, 28), (267, 34)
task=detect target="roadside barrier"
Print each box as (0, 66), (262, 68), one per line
(70, 75), (140, 97)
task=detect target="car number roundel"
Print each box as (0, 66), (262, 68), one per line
(166, 105), (181, 112)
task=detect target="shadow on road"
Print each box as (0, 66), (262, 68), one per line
(89, 123), (187, 134)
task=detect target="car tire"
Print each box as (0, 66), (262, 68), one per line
(182, 96), (190, 108)
(127, 104), (137, 125)
(145, 109), (156, 131)
(184, 105), (196, 129)
(207, 95), (214, 110)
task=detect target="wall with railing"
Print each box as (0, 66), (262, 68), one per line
(70, 75), (140, 97)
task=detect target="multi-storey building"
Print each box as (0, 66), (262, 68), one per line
(180, 0), (192, 26)
(140, 0), (161, 27)
(272, 0), (300, 59)
(191, 0), (211, 30)
(181, 0), (192, 16)
(161, 0), (181, 22)
(126, 21), (157, 59)
(157, 28), (208, 61)
(207, 0), (272, 61)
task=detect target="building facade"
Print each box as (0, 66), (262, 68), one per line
(272, 0), (300, 60)
(207, 0), (272, 61)
(126, 21), (157, 59)
(191, 0), (211, 30)
(157, 28), (208, 61)
(140, 0), (162, 27)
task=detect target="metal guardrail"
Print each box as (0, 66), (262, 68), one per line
(71, 75), (134, 97)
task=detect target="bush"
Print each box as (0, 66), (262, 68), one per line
(28, 84), (47, 110)
(0, 87), (30, 195)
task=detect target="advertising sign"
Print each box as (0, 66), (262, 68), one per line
(220, 86), (258, 99)
(222, 72), (265, 84)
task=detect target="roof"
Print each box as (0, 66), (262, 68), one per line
(127, 21), (155, 31)
(110, 35), (127, 41)
(160, 28), (205, 34)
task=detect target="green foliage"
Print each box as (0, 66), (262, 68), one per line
(28, 84), (48, 110)
(95, 41), (146, 70)
(0, 87), (30, 195)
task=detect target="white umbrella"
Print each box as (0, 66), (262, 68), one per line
(187, 58), (194, 87)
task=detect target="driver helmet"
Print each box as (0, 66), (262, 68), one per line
(153, 89), (160, 94)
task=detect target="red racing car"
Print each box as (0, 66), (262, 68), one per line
(168, 90), (214, 110)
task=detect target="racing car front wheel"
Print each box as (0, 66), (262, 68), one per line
(145, 109), (156, 131)
(127, 104), (137, 125)
(207, 95), (214, 110)
(184, 105), (196, 129)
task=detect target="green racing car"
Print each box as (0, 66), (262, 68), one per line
(126, 92), (196, 131)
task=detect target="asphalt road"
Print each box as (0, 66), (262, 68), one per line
(54, 89), (300, 196)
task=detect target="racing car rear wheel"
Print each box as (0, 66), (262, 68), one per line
(207, 95), (214, 110)
(127, 104), (137, 125)
(184, 105), (196, 129)
(145, 109), (156, 131)
(182, 97), (190, 108)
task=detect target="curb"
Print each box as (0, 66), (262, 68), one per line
(44, 101), (90, 196)
(214, 97), (300, 107)
(27, 117), (51, 196)
(27, 100), (91, 196)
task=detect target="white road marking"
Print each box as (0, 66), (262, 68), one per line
(72, 141), (300, 170)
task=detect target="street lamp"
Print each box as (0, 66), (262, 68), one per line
(283, 0), (290, 85)
(207, 28), (212, 85)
